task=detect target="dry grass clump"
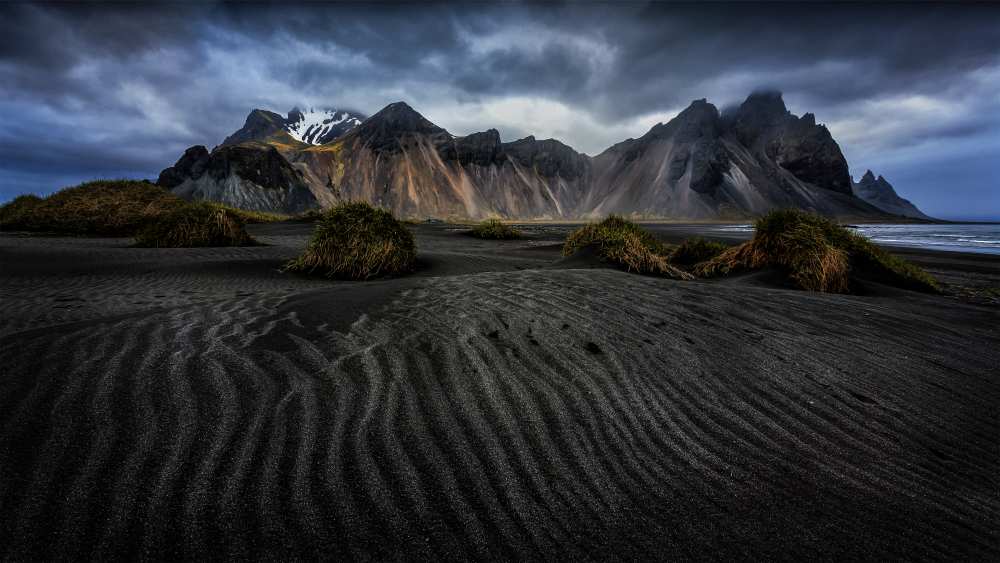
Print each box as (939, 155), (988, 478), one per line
(0, 180), (186, 235)
(284, 201), (416, 280)
(563, 215), (693, 279)
(670, 237), (729, 266)
(134, 202), (256, 247)
(470, 218), (522, 239)
(289, 208), (326, 222)
(695, 209), (939, 293)
(227, 208), (289, 223)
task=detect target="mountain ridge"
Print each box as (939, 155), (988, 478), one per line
(160, 92), (931, 220)
(220, 107), (366, 149)
(852, 169), (930, 219)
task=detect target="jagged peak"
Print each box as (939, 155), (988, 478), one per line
(861, 169), (877, 182)
(360, 101), (444, 134)
(371, 101), (423, 121)
(245, 108), (284, 123)
(679, 98), (720, 119)
(460, 128), (502, 142)
(743, 89), (786, 106)
(284, 107), (364, 144)
(732, 90), (790, 126)
(642, 98), (719, 141)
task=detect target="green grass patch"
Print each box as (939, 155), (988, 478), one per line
(134, 202), (256, 247)
(284, 201), (416, 280)
(0, 180), (186, 235)
(670, 237), (729, 266)
(0, 178), (294, 236)
(695, 209), (939, 293)
(563, 215), (692, 279)
(470, 218), (522, 240)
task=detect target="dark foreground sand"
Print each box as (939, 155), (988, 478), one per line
(0, 223), (998, 561)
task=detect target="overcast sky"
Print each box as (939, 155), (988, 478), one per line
(1, 1), (998, 219)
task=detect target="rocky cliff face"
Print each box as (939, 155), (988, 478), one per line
(285, 102), (590, 219)
(159, 93), (917, 220)
(584, 92), (878, 219)
(158, 144), (316, 213)
(852, 170), (930, 219)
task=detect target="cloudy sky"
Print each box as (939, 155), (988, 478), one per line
(1, 1), (998, 219)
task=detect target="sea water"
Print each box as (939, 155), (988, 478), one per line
(713, 223), (1000, 255)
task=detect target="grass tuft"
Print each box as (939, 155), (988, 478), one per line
(695, 209), (939, 293)
(289, 208), (327, 223)
(225, 208), (290, 224)
(470, 218), (522, 240)
(134, 202), (256, 247)
(563, 215), (693, 279)
(670, 237), (729, 266)
(284, 201), (416, 280)
(0, 180), (186, 235)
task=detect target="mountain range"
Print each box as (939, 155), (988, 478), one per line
(157, 92), (931, 220)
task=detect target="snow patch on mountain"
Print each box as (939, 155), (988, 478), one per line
(285, 108), (363, 144)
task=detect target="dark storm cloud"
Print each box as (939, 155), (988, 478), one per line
(1, 1), (998, 217)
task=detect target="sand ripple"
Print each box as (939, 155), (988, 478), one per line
(1, 265), (998, 560)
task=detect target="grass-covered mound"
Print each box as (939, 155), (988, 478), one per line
(695, 209), (939, 293)
(670, 237), (729, 266)
(563, 215), (693, 279)
(470, 218), (521, 240)
(134, 202), (256, 247)
(284, 201), (416, 280)
(0, 180), (185, 235)
(0, 194), (45, 230)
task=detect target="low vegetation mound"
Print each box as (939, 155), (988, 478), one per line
(284, 201), (416, 280)
(695, 209), (939, 293)
(0, 180), (186, 235)
(289, 208), (326, 222)
(227, 208), (289, 224)
(670, 237), (729, 266)
(563, 215), (693, 279)
(134, 202), (256, 247)
(0, 194), (45, 230)
(470, 218), (521, 239)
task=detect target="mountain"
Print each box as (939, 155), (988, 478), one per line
(156, 144), (316, 213)
(582, 93), (876, 218)
(159, 93), (920, 220)
(285, 108), (364, 145)
(220, 107), (365, 148)
(852, 170), (930, 219)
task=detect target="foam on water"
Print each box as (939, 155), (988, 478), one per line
(711, 223), (1000, 255)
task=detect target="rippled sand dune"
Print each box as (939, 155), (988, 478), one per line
(1, 224), (998, 560)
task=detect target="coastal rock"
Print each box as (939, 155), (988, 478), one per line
(852, 170), (930, 219)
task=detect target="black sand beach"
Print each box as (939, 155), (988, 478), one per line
(1, 223), (998, 560)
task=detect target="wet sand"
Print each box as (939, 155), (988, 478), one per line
(1, 222), (998, 560)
